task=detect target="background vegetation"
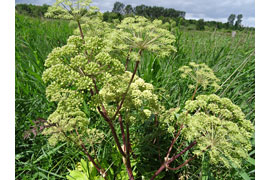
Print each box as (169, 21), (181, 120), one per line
(15, 3), (255, 179)
(15, 3), (255, 32)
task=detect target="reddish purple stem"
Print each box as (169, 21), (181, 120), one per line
(150, 141), (197, 180)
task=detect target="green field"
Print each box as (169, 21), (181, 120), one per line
(15, 13), (255, 179)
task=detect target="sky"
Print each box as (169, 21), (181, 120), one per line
(15, 0), (255, 27)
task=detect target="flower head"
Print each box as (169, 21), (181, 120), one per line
(108, 16), (176, 60)
(179, 94), (254, 168)
(179, 62), (220, 92)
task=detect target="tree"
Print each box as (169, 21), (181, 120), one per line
(179, 11), (186, 18)
(15, 4), (50, 17)
(196, 19), (205, 30)
(134, 4), (147, 16)
(133, 4), (186, 19)
(112, 1), (125, 14)
(178, 17), (186, 26)
(150, 6), (164, 18)
(124, 4), (134, 15)
(235, 14), (243, 29)
(216, 22), (223, 29)
(102, 12), (123, 22)
(228, 14), (236, 27)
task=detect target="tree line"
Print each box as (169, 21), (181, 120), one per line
(15, 2), (254, 31)
(111, 2), (185, 19)
(15, 3), (49, 17)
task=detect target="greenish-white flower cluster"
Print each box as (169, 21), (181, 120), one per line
(99, 71), (163, 123)
(45, 0), (98, 20)
(178, 94), (254, 168)
(160, 108), (180, 133)
(42, 33), (125, 145)
(179, 62), (220, 91)
(108, 16), (176, 60)
(75, 14), (111, 38)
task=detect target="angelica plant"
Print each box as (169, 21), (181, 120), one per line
(35, 0), (254, 179)
(151, 95), (253, 180)
(41, 0), (176, 179)
(151, 65), (252, 179)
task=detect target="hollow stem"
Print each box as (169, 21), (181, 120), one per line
(74, 128), (106, 178)
(77, 20), (84, 40)
(191, 83), (199, 100)
(97, 106), (126, 157)
(125, 122), (134, 180)
(112, 60), (140, 121)
(125, 48), (132, 71)
(166, 124), (184, 159)
(119, 114), (126, 151)
(150, 141), (197, 180)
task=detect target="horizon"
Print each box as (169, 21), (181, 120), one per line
(15, 0), (255, 27)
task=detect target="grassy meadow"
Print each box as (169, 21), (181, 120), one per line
(15, 13), (255, 179)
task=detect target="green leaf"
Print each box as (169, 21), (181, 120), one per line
(249, 150), (255, 156)
(67, 170), (88, 180)
(238, 171), (251, 180)
(247, 157), (255, 166)
(33, 143), (66, 164)
(202, 176), (209, 180)
(230, 161), (251, 180)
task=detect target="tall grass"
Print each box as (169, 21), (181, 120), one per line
(139, 29), (254, 121)
(139, 29), (255, 179)
(15, 14), (255, 179)
(15, 14), (77, 179)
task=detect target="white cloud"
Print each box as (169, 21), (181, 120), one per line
(186, 13), (227, 23)
(242, 17), (255, 27)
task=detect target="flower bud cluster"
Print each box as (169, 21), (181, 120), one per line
(99, 71), (162, 122)
(178, 94), (254, 168)
(42, 7), (176, 146)
(45, 0), (98, 21)
(83, 128), (105, 148)
(160, 108), (180, 133)
(75, 14), (111, 39)
(42, 34), (124, 145)
(179, 62), (220, 91)
(43, 98), (88, 146)
(108, 16), (176, 60)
